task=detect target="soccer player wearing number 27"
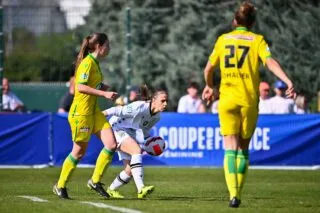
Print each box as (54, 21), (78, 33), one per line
(202, 1), (296, 208)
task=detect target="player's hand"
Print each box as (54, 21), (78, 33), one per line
(285, 82), (296, 99)
(104, 91), (118, 100)
(202, 85), (214, 106)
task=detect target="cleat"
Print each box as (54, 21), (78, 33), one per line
(137, 185), (155, 199)
(53, 184), (70, 199)
(87, 179), (110, 198)
(107, 188), (125, 199)
(229, 197), (241, 208)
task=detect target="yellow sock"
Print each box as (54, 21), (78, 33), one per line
(91, 148), (114, 183)
(224, 150), (238, 200)
(236, 150), (249, 199)
(57, 154), (79, 188)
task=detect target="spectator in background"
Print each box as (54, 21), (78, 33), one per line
(269, 80), (294, 114)
(294, 94), (307, 114)
(124, 86), (140, 104)
(258, 82), (271, 114)
(2, 77), (25, 112)
(58, 76), (75, 113)
(177, 81), (206, 113)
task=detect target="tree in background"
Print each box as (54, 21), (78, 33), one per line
(5, 29), (77, 81)
(5, 0), (320, 111)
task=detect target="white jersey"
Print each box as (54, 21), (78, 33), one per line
(268, 96), (294, 114)
(2, 92), (24, 111)
(106, 101), (160, 143)
(177, 95), (202, 113)
(258, 97), (271, 114)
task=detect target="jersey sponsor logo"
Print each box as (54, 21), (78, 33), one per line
(142, 121), (149, 126)
(117, 130), (126, 137)
(80, 73), (88, 80)
(79, 126), (90, 133)
(125, 105), (133, 114)
(225, 35), (254, 41)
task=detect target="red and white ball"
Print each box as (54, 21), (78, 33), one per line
(144, 136), (166, 156)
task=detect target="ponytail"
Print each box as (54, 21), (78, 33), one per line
(140, 84), (151, 101)
(74, 33), (109, 74)
(75, 36), (90, 71)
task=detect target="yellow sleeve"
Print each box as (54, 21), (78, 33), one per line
(208, 37), (222, 66)
(258, 36), (272, 66)
(76, 59), (92, 85)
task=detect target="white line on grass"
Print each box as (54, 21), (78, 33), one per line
(17, 196), (49, 202)
(81, 201), (143, 213)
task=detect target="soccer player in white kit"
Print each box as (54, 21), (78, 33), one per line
(102, 86), (168, 198)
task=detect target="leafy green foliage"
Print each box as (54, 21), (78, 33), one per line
(77, 0), (319, 111)
(5, 30), (77, 81)
(5, 0), (320, 111)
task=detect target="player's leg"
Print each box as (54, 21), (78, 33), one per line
(107, 159), (132, 198)
(219, 98), (241, 207)
(119, 137), (154, 198)
(88, 112), (117, 198)
(54, 115), (91, 199)
(236, 106), (258, 202)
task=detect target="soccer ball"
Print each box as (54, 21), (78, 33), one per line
(144, 136), (166, 156)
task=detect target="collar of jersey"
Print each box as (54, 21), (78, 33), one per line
(88, 53), (102, 74)
(235, 27), (248, 31)
(88, 53), (100, 66)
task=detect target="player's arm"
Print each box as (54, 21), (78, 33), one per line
(202, 39), (220, 103)
(265, 58), (294, 95)
(76, 61), (117, 99)
(78, 84), (117, 100)
(204, 61), (215, 88)
(103, 101), (141, 117)
(258, 37), (295, 98)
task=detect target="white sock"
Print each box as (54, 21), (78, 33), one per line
(109, 170), (132, 190)
(130, 154), (144, 192)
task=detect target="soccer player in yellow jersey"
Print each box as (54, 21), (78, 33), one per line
(53, 33), (118, 199)
(202, 1), (296, 208)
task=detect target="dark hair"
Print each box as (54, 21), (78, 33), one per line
(139, 84), (168, 101)
(234, 1), (256, 28)
(188, 81), (200, 90)
(152, 88), (168, 100)
(75, 33), (109, 71)
(140, 84), (151, 101)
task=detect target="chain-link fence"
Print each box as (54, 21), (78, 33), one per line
(3, 0), (91, 81)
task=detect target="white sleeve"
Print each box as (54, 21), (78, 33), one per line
(9, 93), (24, 110)
(177, 97), (187, 113)
(105, 101), (142, 118)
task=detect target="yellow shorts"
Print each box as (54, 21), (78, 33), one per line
(68, 111), (111, 142)
(218, 98), (258, 139)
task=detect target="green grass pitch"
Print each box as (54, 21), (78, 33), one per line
(0, 167), (319, 213)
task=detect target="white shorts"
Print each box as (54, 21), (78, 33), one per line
(113, 129), (145, 161)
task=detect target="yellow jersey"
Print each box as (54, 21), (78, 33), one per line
(69, 54), (104, 116)
(209, 27), (271, 106)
